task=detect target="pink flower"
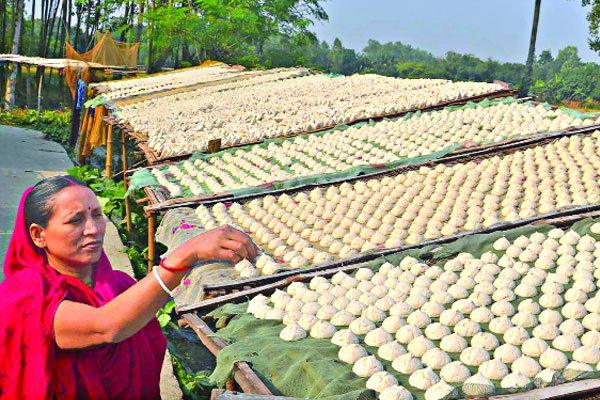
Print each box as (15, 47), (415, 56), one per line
(183, 279), (191, 287)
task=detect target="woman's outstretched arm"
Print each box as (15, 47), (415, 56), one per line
(53, 225), (258, 349)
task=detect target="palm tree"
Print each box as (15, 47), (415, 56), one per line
(520, 0), (542, 97)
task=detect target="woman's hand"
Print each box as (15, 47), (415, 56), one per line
(168, 225), (260, 268)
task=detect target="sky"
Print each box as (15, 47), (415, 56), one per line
(311, 0), (600, 64)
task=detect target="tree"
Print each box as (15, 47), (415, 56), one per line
(4, 0), (25, 109)
(175, 0), (327, 67)
(538, 49), (554, 65)
(520, 0), (542, 97)
(145, 5), (203, 72)
(328, 37), (361, 75)
(582, 0), (600, 52)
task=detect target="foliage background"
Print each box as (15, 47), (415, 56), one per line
(1, 0), (600, 109)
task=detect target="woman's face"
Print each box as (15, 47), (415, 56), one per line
(33, 186), (106, 269)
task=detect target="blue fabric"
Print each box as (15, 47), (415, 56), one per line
(76, 80), (87, 110)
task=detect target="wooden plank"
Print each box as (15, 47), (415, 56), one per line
(122, 129), (132, 232)
(0, 54), (129, 69)
(182, 313), (273, 395)
(177, 279), (297, 314)
(490, 379), (600, 400)
(105, 124), (113, 178)
(212, 390), (309, 400)
(147, 213), (156, 270)
(176, 262), (372, 314)
(144, 191), (234, 211)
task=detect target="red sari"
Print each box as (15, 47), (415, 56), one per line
(0, 188), (166, 399)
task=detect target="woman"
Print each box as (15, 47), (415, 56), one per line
(0, 176), (258, 399)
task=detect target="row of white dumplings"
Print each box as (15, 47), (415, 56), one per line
(151, 100), (598, 198)
(244, 226), (600, 399)
(190, 132), (600, 277)
(105, 67), (307, 104)
(121, 74), (503, 156)
(93, 65), (249, 101)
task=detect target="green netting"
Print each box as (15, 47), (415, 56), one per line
(203, 217), (600, 399)
(126, 168), (158, 196)
(84, 95), (109, 108)
(209, 313), (377, 400)
(558, 106), (600, 120)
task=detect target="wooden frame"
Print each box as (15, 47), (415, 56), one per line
(210, 391), (306, 400)
(181, 313), (273, 395)
(177, 210), (600, 400)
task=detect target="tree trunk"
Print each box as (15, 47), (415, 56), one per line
(5, 0), (25, 109)
(35, 0), (49, 84)
(0, 0), (6, 100)
(43, 0), (60, 57)
(520, 0), (541, 97)
(26, 0), (36, 106)
(84, 0), (92, 48)
(89, 0), (102, 45)
(182, 43), (191, 63)
(58, 0), (68, 93)
(51, 1), (64, 58)
(186, 0), (201, 63)
(146, 0), (154, 72)
(149, 49), (169, 73)
(173, 47), (179, 68)
(74, 1), (83, 51)
(67, 0), (72, 42)
(59, 0), (68, 57)
(119, 1), (132, 42)
(37, 0), (47, 56)
(0, 0), (7, 53)
(7, 0), (16, 53)
(135, 1), (144, 43)
(0, 0), (7, 52)
(29, 0), (36, 55)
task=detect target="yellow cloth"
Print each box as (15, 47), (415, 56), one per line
(78, 106), (107, 161)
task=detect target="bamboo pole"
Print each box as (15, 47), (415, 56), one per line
(182, 313), (273, 395)
(122, 129), (132, 232)
(79, 107), (90, 142)
(148, 213), (155, 271)
(36, 72), (43, 121)
(78, 107), (93, 164)
(105, 124), (113, 178)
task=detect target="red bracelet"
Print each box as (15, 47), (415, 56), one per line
(159, 258), (189, 272)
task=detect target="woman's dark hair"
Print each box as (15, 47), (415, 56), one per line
(24, 176), (89, 230)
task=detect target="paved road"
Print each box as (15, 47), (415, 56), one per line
(0, 125), (74, 279)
